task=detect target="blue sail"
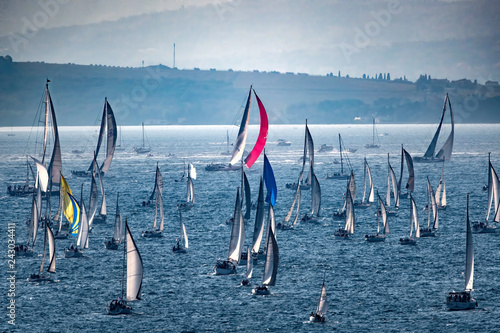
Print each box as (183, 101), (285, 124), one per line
(264, 154), (277, 206)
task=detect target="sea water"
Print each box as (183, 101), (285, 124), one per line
(0, 124), (499, 332)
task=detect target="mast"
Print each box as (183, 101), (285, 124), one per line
(121, 218), (126, 300)
(339, 134), (343, 175)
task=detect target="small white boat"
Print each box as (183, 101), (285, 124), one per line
(133, 122), (151, 154)
(309, 278), (327, 322)
(252, 219), (278, 296)
(277, 139), (291, 146)
(399, 195), (419, 245)
(365, 118), (380, 149)
(177, 163), (196, 212)
(214, 188), (245, 275)
(354, 158), (374, 209)
(365, 193), (389, 242)
(107, 220), (144, 315)
(105, 193), (123, 250)
(172, 209), (188, 253)
(142, 164), (164, 238)
(472, 153), (499, 234)
(334, 185), (355, 239)
(420, 177), (439, 237)
(28, 223), (56, 282)
(446, 194), (478, 311)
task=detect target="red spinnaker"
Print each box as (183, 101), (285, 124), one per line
(244, 90), (268, 168)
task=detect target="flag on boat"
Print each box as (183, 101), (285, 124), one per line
(264, 154), (277, 206)
(67, 193), (81, 237)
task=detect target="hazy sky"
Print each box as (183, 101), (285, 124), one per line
(0, 0), (499, 82)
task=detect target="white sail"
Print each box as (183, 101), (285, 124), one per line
(379, 195), (389, 235)
(349, 171), (357, 203)
(228, 188), (245, 263)
(410, 195), (420, 238)
(316, 281), (328, 316)
(77, 195), (89, 249)
(251, 178), (265, 255)
(245, 246), (253, 279)
(465, 195), (474, 291)
(125, 222), (144, 301)
(40, 224), (48, 273)
(46, 84), (62, 186)
(230, 87), (252, 165)
(428, 177), (439, 230)
(27, 193), (38, 247)
(262, 214), (279, 287)
(188, 163), (197, 180)
(435, 163), (446, 208)
(486, 156), (499, 222)
(113, 193), (123, 243)
(47, 224), (56, 273)
(32, 158), (49, 192)
(96, 161), (107, 216)
(344, 187), (355, 234)
(311, 172), (321, 217)
(149, 163), (163, 201)
(386, 155), (391, 208)
(186, 177), (195, 204)
(157, 185), (164, 232)
(435, 94), (455, 161)
(181, 221), (188, 249)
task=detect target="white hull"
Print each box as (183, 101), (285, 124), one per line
(64, 248), (84, 257)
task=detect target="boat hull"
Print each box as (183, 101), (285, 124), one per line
(15, 247), (35, 257)
(471, 222), (497, 234)
(252, 286), (270, 295)
(413, 156), (445, 163)
(105, 239), (120, 250)
(309, 314), (326, 322)
(205, 163), (241, 172)
(142, 230), (162, 238)
(106, 300), (132, 315)
(214, 260), (237, 275)
(399, 237), (417, 245)
(27, 274), (52, 282)
(419, 228), (437, 237)
(365, 234), (385, 242)
(446, 292), (477, 311)
(64, 248), (84, 258)
(325, 173), (349, 180)
(177, 202), (194, 212)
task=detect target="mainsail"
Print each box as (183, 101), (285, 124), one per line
(465, 194), (474, 291)
(262, 221), (279, 287)
(228, 188), (245, 263)
(125, 221), (143, 301)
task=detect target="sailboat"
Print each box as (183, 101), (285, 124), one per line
(205, 85), (269, 171)
(309, 278), (328, 322)
(177, 163), (196, 211)
(27, 223), (56, 282)
(115, 126), (125, 151)
(15, 178), (42, 257)
(365, 193), (389, 242)
(383, 153), (399, 216)
(414, 93), (454, 163)
(142, 164), (164, 238)
(472, 153), (499, 233)
(399, 194), (420, 245)
(333, 171), (356, 219)
(241, 246), (254, 286)
(420, 177), (439, 237)
(446, 194), (478, 310)
(398, 146), (415, 198)
(89, 154), (107, 225)
(252, 221), (279, 295)
(106, 220), (144, 315)
(71, 97), (117, 177)
(250, 178), (266, 259)
(435, 162), (447, 210)
(65, 185), (87, 258)
(105, 193), (124, 250)
(172, 208), (189, 253)
(354, 158), (374, 208)
(133, 122), (151, 154)
(220, 130), (232, 156)
(214, 187), (245, 275)
(326, 134), (352, 180)
(278, 177), (301, 230)
(8, 80), (62, 197)
(365, 117), (380, 149)
(334, 185), (355, 238)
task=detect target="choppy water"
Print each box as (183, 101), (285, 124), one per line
(1, 124), (499, 332)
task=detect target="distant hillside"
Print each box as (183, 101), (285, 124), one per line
(1, 56), (499, 126)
